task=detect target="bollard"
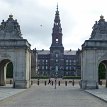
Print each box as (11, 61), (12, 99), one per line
(72, 80), (75, 86)
(37, 79), (39, 85)
(65, 81), (67, 86)
(44, 81), (47, 86)
(10, 80), (12, 84)
(51, 81), (53, 86)
(58, 81), (60, 86)
(31, 81), (33, 85)
(55, 79), (57, 89)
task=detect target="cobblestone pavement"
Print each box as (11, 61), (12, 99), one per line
(0, 84), (25, 101)
(85, 85), (107, 102)
(0, 84), (107, 107)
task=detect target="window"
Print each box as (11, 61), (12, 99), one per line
(66, 60), (68, 63)
(66, 60), (68, 65)
(42, 66), (44, 70)
(69, 66), (71, 70)
(46, 60), (48, 63)
(66, 72), (68, 75)
(55, 53), (58, 58)
(42, 71), (44, 75)
(56, 59), (58, 63)
(74, 67), (76, 70)
(55, 66), (58, 71)
(42, 60), (44, 64)
(73, 60), (76, 63)
(66, 66), (68, 70)
(46, 66), (48, 70)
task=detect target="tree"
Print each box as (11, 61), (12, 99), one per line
(6, 62), (13, 78)
(98, 63), (106, 79)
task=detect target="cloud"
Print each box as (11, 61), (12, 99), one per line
(0, 0), (107, 50)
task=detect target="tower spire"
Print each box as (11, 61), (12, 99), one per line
(54, 3), (60, 24)
(57, 3), (58, 11)
(50, 4), (63, 49)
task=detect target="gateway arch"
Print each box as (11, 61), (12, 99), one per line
(80, 16), (107, 89)
(0, 15), (31, 88)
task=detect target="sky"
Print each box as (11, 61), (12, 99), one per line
(0, 0), (107, 50)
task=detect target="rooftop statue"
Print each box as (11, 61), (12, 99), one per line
(90, 15), (107, 40)
(0, 15), (22, 39)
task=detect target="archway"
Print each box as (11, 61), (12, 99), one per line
(98, 60), (107, 87)
(0, 59), (13, 87)
(80, 16), (107, 89)
(0, 15), (31, 88)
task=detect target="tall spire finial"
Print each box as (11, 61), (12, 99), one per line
(57, 3), (58, 11)
(100, 15), (104, 19)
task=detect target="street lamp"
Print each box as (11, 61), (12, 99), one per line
(55, 66), (58, 89)
(55, 71), (57, 89)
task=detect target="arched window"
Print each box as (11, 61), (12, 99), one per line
(56, 38), (58, 43)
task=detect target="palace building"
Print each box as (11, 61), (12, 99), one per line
(31, 5), (81, 78)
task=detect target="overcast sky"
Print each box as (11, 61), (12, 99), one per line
(0, 0), (107, 50)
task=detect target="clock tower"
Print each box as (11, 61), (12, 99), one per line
(50, 4), (64, 77)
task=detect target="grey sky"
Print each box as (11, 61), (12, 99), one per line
(0, 0), (107, 50)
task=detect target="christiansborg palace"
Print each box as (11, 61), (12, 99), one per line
(31, 5), (81, 78)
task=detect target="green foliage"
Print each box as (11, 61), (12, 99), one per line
(98, 63), (106, 79)
(6, 62), (13, 78)
(63, 76), (81, 79)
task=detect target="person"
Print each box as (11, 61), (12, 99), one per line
(48, 79), (51, 84)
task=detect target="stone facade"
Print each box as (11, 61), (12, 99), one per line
(31, 48), (38, 77)
(31, 6), (81, 78)
(80, 16), (107, 89)
(0, 15), (31, 88)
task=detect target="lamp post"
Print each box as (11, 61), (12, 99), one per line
(55, 66), (58, 89)
(55, 72), (57, 89)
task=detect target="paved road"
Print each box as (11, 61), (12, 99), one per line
(0, 84), (107, 107)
